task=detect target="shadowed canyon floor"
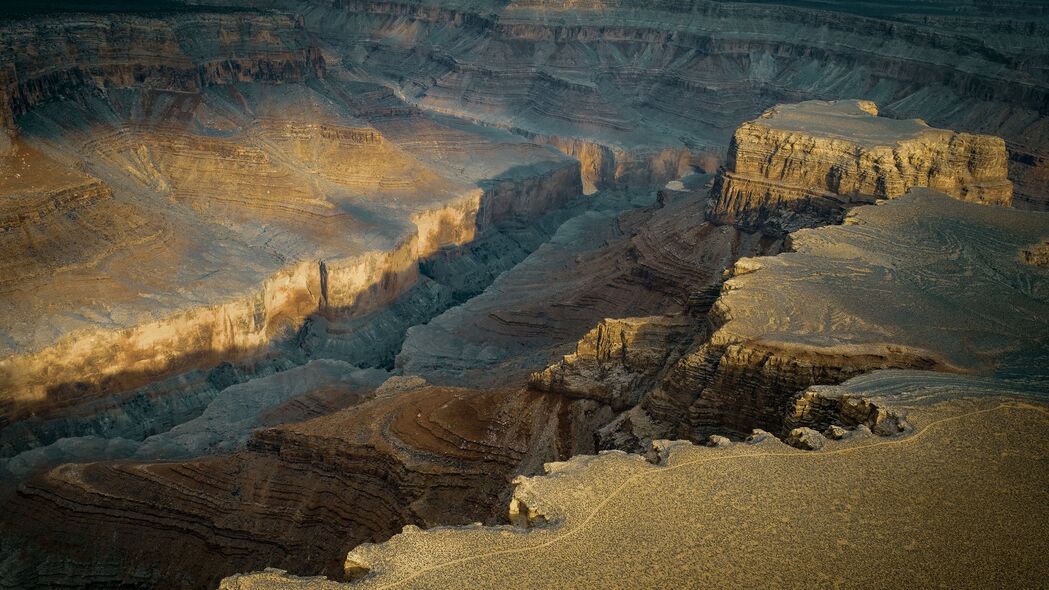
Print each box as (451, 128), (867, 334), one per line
(2, 1), (1049, 589)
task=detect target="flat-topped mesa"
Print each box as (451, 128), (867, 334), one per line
(295, 0), (1049, 208)
(709, 100), (1013, 234)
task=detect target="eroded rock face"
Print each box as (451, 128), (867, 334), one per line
(1, 384), (608, 589)
(1023, 240), (1049, 266)
(287, 0), (1049, 208)
(0, 77), (580, 422)
(528, 315), (693, 410)
(3, 2), (1049, 589)
(709, 100), (1013, 234)
(652, 189), (1049, 439)
(0, 12), (326, 130)
(397, 183), (775, 388)
(218, 383), (1049, 590)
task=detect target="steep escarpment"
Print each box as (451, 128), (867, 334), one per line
(0, 12), (325, 130)
(397, 181), (774, 387)
(709, 100), (1013, 234)
(0, 382), (607, 589)
(636, 189), (1049, 441)
(220, 381), (1049, 590)
(528, 315), (693, 410)
(0, 75), (580, 423)
(3, 3), (1049, 589)
(524, 102), (1027, 448)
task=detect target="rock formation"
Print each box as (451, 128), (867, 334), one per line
(709, 100), (1013, 234)
(1, 381), (608, 589)
(644, 188), (1049, 441)
(0, 76), (580, 422)
(283, 0), (1049, 208)
(219, 380), (1049, 590)
(528, 315), (693, 410)
(397, 181), (776, 388)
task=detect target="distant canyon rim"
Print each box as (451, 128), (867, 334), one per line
(0, 1), (1048, 589)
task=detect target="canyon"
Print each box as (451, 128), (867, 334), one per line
(1, 1), (1048, 589)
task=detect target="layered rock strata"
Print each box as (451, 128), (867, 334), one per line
(0, 11), (325, 130)
(397, 181), (775, 387)
(279, 0), (1049, 208)
(0, 76), (580, 423)
(528, 315), (693, 410)
(709, 100), (1013, 234)
(219, 381), (1049, 589)
(0, 359), (389, 480)
(2, 3), (1049, 588)
(645, 189), (1049, 440)
(0, 382), (609, 589)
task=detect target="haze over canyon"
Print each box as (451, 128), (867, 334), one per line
(1, 1), (1047, 589)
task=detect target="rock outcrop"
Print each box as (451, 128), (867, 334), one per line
(288, 0), (1049, 208)
(397, 182), (775, 387)
(3, 2), (1049, 589)
(218, 381), (1049, 590)
(709, 100), (1013, 234)
(0, 383), (609, 589)
(645, 188), (1049, 440)
(528, 315), (693, 410)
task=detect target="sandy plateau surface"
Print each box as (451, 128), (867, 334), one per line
(223, 392), (1049, 589)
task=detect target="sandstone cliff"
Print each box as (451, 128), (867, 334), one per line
(528, 315), (692, 410)
(0, 77), (581, 423)
(709, 100), (1013, 234)
(0, 381), (608, 589)
(396, 182), (774, 387)
(2, 3), (1049, 588)
(291, 0), (1049, 208)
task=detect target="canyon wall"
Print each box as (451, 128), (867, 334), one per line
(0, 12), (325, 130)
(1, 2), (1048, 589)
(0, 159), (580, 421)
(219, 372), (1049, 589)
(645, 189), (1049, 439)
(396, 182), (774, 388)
(0, 381), (609, 589)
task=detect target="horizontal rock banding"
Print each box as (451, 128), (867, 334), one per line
(709, 100), (1013, 234)
(653, 189), (1049, 438)
(1, 384), (606, 589)
(0, 75), (581, 421)
(302, 0), (1049, 208)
